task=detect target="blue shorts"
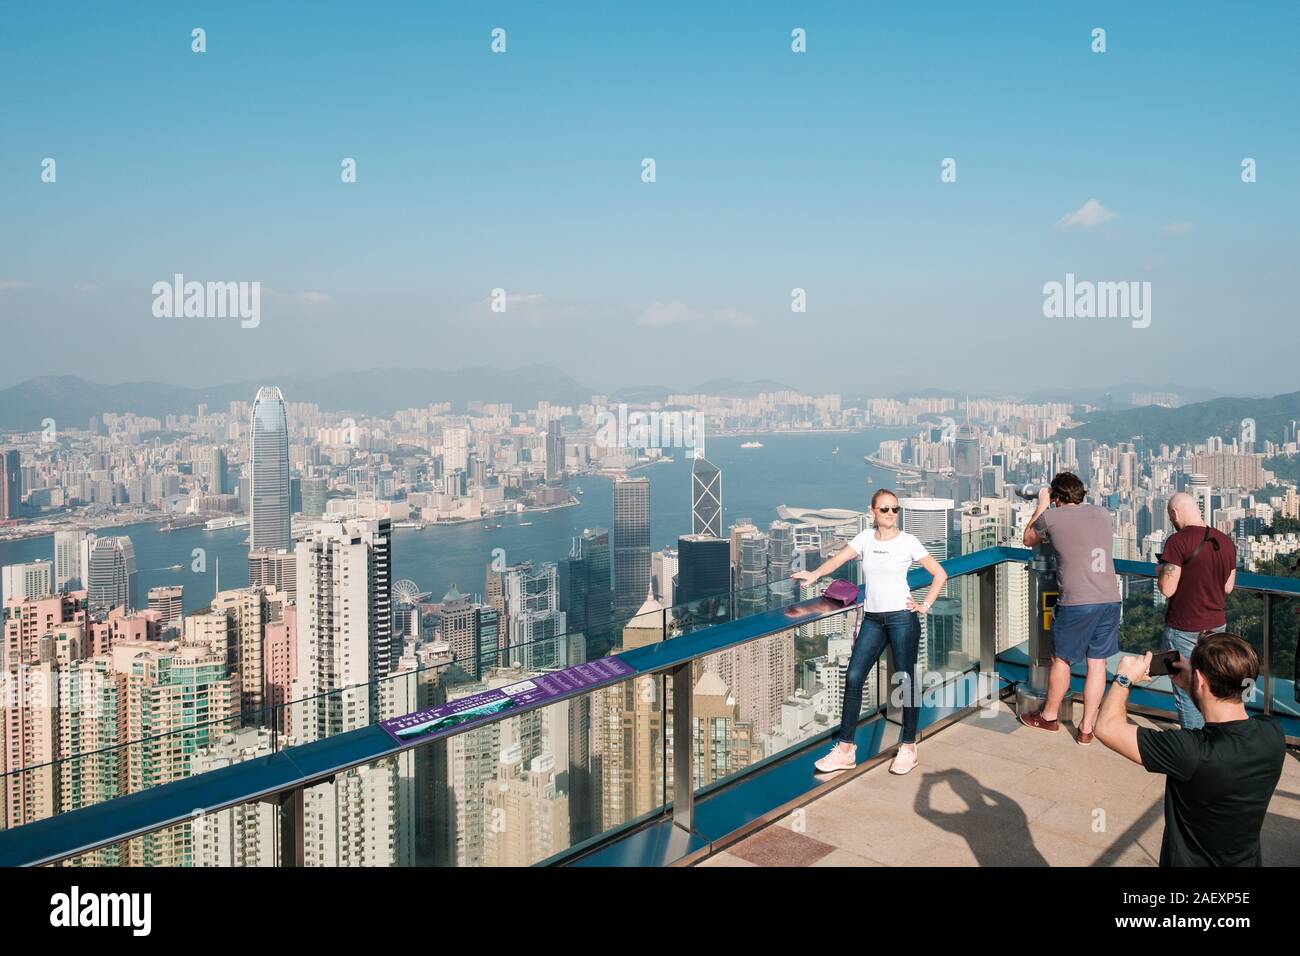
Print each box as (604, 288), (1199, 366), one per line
(1051, 602), (1120, 663)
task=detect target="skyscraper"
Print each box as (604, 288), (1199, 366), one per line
(86, 536), (136, 612)
(53, 529), (94, 591)
(691, 455), (722, 537)
(250, 386), (291, 552)
(147, 584), (184, 638)
(545, 420), (565, 482)
(2, 560), (52, 605)
(249, 547), (297, 600)
(612, 477), (651, 619)
(559, 528), (612, 639)
(300, 476), (328, 518)
(292, 518), (394, 738)
(676, 534), (731, 605)
(0, 449), (20, 520)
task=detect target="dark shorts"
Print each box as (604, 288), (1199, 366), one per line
(1051, 601), (1121, 663)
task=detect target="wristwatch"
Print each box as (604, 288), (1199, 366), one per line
(1114, 674), (1132, 689)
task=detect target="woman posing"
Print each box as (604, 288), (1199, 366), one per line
(791, 489), (948, 775)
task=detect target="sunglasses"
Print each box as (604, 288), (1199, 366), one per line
(875, 506), (900, 514)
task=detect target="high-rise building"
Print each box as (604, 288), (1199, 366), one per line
(559, 527), (613, 640)
(211, 587), (273, 721)
(292, 518), (393, 738)
(437, 585), (500, 678)
(482, 748), (570, 866)
(86, 536), (136, 612)
(0, 449), (20, 520)
(249, 548), (297, 600)
(691, 455), (722, 537)
(192, 729), (281, 867)
(501, 562), (566, 670)
(147, 585), (184, 638)
(737, 530), (769, 612)
(899, 498), (955, 564)
(676, 534), (731, 605)
(954, 425), (980, 481)
(250, 386), (291, 552)
(652, 548), (678, 605)
(612, 477), (651, 619)
(767, 521), (795, 600)
(300, 476), (328, 518)
(113, 640), (237, 865)
(53, 530), (94, 592)
(545, 420), (565, 482)
(2, 560), (52, 605)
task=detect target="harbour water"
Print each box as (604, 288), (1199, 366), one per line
(0, 429), (910, 613)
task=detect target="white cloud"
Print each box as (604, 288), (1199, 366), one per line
(0, 280), (31, 291)
(638, 301), (754, 328)
(1163, 222), (1194, 236)
(73, 282), (100, 293)
(1056, 199), (1116, 229)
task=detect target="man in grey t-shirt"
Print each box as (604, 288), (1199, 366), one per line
(1020, 472), (1121, 744)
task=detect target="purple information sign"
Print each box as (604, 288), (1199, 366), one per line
(379, 656), (637, 745)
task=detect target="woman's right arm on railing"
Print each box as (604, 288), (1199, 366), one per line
(790, 543), (857, 585)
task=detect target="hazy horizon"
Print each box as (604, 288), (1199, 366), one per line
(3, 3), (1297, 395)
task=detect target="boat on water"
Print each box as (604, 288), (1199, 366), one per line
(485, 523), (502, 530)
(205, 516), (250, 531)
(833, 447), (840, 455)
(659, 457), (674, 463)
(393, 521), (425, 530)
(740, 441), (763, 449)
(518, 521), (533, 526)
(574, 486), (584, 495)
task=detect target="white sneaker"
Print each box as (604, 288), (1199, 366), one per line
(814, 744), (856, 773)
(890, 744), (918, 775)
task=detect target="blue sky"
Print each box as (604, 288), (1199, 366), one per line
(1, 2), (1296, 396)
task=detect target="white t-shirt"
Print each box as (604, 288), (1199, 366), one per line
(847, 529), (929, 613)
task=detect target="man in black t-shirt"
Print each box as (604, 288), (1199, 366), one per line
(1094, 633), (1285, 866)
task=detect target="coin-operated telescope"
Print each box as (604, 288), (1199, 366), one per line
(1015, 485), (1072, 721)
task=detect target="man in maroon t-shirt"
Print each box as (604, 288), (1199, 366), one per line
(1158, 492), (1238, 728)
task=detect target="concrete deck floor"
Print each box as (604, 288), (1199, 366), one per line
(698, 702), (1300, 867)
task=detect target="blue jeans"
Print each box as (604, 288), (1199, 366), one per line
(837, 610), (921, 745)
(1163, 624), (1225, 730)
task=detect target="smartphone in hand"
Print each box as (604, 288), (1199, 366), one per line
(1148, 649), (1180, 677)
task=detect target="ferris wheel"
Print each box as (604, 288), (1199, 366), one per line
(393, 579), (429, 606)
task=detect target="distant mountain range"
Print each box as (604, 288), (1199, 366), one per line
(1063, 390), (1300, 447)
(0, 368), (803, 430)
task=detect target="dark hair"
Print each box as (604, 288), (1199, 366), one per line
(871, 488), (898, 509)
(1049, 472), (1086, 505)
(1190, 632), (1259, 702)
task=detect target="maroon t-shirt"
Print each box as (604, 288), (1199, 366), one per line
(1162, 526), (1236, 631)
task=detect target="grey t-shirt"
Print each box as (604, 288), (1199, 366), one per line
(1033, 503), (1119, 606)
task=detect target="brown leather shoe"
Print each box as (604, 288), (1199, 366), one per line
(1076, 729), (1094, 745)
(1019, 709), (1060, 732)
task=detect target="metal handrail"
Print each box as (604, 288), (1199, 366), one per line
(1, 545), (1294, 867)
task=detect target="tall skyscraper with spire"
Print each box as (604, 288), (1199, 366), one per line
(250, 387), (291, 552)
(690, 443), (722, 538)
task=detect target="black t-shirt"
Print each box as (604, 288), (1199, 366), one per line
(1137, 716), (1285, 866)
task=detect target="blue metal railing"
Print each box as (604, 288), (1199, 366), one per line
(1, 545), (1294, 868)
